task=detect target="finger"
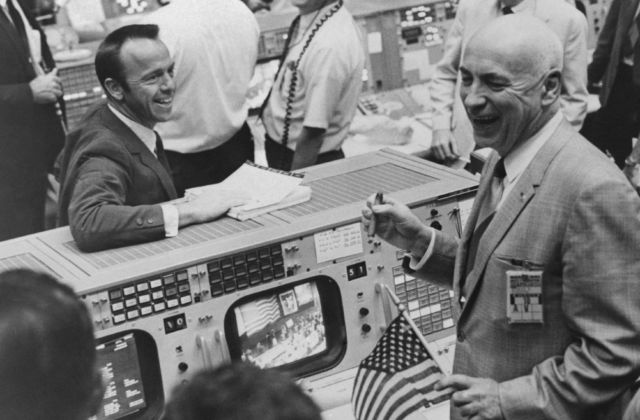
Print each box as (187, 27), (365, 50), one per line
(361, 207), (373, 220)
(459, 401), (480, 418)
(436, 374), (474, 390)
(450, 138), (460, 156)
(433, 146), (445, 161)
(49, 68), (58, 76)
(451, 389), (475, 406)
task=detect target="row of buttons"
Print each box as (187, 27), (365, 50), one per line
(393, 267), (455, 336)
(108, 271), (192, 324)
(207, 245), (285, 296)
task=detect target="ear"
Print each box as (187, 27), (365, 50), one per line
(103, 77), (125, 101)
(541, 70), (562, 106)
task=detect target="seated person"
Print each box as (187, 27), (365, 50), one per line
(161, 363), (322, 420)
(0, 269), (103, 420)
(57, 24), (243, 252)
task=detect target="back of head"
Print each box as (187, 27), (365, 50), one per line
(162, 363), (322, 420)
(0, 269), (100, 420)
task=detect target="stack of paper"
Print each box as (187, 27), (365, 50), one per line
(185, 162), (312, 221)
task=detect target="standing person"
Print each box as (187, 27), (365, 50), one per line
(144, 0), (260, 196)
(0, 269), (103, 420)
(0, 0), (65, 240)
(261, 0), (365, 171)
(363, 15), (640, 420)
(58, 25), (244, 252)
(582, 0), (640, 169)
(428, 0), (588, 164)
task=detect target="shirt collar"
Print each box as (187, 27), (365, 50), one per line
(107, 103), (157, 155)
(503, 111), (563, 184)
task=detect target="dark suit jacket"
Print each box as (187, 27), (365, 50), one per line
(413, 120), (640, 419)
(0, 0), (64, 239)
(588, 0), (640, 106)
(58, 103), (178, 252)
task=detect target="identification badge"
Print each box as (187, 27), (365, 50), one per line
(506, 269), (543, 324)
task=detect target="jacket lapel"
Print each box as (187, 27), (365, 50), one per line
(0, 8), (32, 73)
(459, 121), (573, 316)
(101, 106), (178, 200)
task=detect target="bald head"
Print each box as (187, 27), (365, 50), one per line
(467, 14), (563, 81)
(459, 14), (564, 156)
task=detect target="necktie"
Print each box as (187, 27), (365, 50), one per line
(154, 132), (172, 176)
(463, 159), (506, 289)
(6, 0), (29, 53)
(502, 6), (514, 14)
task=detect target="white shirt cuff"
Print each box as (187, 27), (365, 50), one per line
(407, 227), (436, 270)
(161, 204), (179, 237)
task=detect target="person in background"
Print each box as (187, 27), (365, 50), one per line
(428, 0), (588, 164)
(144, 0), (260, 196)
(161, 363), (322, 420)
(0, 269), (103, 420)
(0, 0), (65, 240)
(581, 0), (640, 169)
(261, 0), (365, 171)
(58, 25), (244, 252)
(363, 15), (640, 420)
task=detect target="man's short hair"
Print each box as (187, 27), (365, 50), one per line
(0, 269), (100, 420)
(95, 24), (160, 90)
(162, 363), (323, 420)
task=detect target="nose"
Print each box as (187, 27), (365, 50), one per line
(461, 83), (487, 113)
(160, 72), (175, 93)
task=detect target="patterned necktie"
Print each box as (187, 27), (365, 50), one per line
(463, 159), (506, 286)
(502, 6), (514, 14)
(6, 0), (29, 53)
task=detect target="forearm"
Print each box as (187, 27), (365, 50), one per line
(291, 126), (325, 170)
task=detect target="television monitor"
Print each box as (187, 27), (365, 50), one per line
(225, 276), (347, 378)
(90, 330), (164, 420)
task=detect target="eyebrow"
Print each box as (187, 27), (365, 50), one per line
(140, 62), (175, 80)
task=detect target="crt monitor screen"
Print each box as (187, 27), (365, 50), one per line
(90, 330), (163, 420)
(225, 276), (346, 377)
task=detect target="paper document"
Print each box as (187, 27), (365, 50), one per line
(185, 162), (309, 220)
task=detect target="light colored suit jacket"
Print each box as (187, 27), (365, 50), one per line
(429, 0), (588, 158)
(413, 120), (640, 419)
(588, 0), (640, 107)
(58, 104), (178, 252)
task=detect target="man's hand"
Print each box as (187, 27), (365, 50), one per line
(29, 68), (63, 104)
(436, 375), (504, 420)
(361, 194), (432, 254)
(176, 189), (248, 226)
(430, 128), (459, 162)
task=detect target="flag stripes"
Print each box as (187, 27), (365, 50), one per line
(242, 295), (281, 336)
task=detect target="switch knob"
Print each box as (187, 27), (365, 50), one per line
(178, 362), (189, 372)
(359, 307), (369, 317)
(361, 323), (372, 334)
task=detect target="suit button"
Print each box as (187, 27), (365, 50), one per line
(457, 330), (466, 342)
(147, 218), (154, 224)
(136, 217), (143, 226)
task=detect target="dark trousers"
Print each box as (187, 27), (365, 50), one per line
(581, 64), (640, 169)
(165, 122), (254, 197)
(265, 134), (344, 171)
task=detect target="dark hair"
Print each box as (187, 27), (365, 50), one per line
(162, 363), (322, 420)
(95, 24), (160, 90)
(0, 269), (99, 420)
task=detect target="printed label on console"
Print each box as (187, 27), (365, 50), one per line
(314, 223), (363, 264)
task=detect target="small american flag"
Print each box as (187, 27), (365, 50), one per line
(241, 295), (281, 337)
(351, 314), (450, 420)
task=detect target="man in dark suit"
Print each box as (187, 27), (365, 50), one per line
(58, 24), (244, 252)
(363, 15), (640, 420)
(0, 0), (65, 240)
(582, 0), (640, 168)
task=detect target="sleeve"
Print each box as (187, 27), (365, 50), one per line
(67, 147), (167, 252)
(587, 0), (620, 84)
(0, 83), (33, 114)
(498, 176), (640, 419)
(406, 229), (459, 290)
(301, 46), (351, 131)
(429, 0), (467, 131)
(559, 11), (589, 130)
